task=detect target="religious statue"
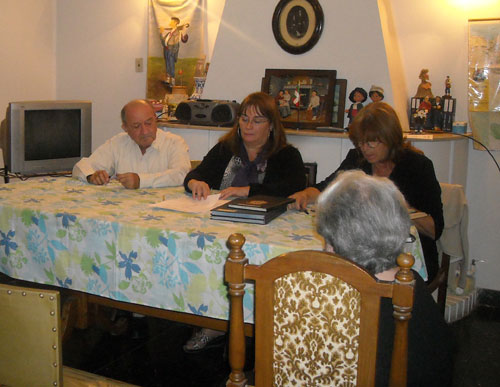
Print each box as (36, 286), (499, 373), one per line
(414, 68), (433, 98)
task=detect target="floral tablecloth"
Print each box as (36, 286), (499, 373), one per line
(0, 177), (426, 323)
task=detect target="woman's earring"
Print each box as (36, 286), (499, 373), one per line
(238, 126), (241, 137)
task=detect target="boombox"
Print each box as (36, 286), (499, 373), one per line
(174, 99), (240, 127)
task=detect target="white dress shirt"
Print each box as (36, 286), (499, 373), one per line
(72, 130), (190, 188)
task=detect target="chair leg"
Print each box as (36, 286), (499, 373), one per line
(436, 253), (451, 316)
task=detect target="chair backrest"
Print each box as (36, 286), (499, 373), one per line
(190, 160), (201, 170)
(304, 162), (317, 187)
(225, 233), (415, 387)
(0, 283), (63, 386)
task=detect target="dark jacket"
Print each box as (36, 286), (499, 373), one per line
(377, 273), (454, 386)
(184, 142), (306, 197)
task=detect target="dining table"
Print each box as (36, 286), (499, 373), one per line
(0, 177), (426, 330)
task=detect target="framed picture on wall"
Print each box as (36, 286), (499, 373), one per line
(261, 68), (337, 129)
(331, 79), (347, 128)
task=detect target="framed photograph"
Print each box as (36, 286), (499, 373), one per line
(272, 0), (324, 55)
(261, 68), (337, 129)
(331, 79), (347, 128)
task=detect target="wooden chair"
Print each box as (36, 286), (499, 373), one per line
(426, 252), (450, 316)
(190, 160), (201, 170)
(225, 233), (415, 387)
(0, 283), (138, 387)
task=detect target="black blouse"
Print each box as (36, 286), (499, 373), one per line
(184, 142), (306, 197)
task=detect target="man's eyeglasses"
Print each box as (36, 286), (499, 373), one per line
(239, 115), (269, 126)
(357, 140), (381, 149)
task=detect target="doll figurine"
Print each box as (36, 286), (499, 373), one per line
(345, 87), (367, 125)
(368, 85), (384, 103)
(432, 95), (444, 129)
(414, 68), (433, 98)
(444, 76), (452, 97)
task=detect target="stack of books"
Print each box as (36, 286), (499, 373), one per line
(210, 195), (295, 225)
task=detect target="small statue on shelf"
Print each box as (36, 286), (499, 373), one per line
(345, 87), (367, 126)
(444, 75), (452, 98)
(368, 85), (384, 103)
(432, 95), (444, 129)
(414, 68), (433, 98)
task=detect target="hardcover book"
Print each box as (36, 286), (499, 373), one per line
(210, 202), (287, 223)
(226, 195), (295, 212)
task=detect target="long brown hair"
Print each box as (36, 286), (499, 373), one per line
(348, 102), (420, 162)
(219, 92), (287, 158)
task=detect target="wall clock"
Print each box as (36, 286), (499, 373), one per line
(272, 0), (324, 55)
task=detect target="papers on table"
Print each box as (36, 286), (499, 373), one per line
(150, 193), (229, 214)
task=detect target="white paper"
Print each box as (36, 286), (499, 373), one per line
(149, 193), (228, 213)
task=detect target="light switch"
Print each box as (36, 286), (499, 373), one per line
(135, 58), (144, 73)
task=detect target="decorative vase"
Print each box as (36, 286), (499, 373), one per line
(190, 77), (206, 100)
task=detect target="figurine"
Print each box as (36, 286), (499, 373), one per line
(345, 87), (367, 125)
(418, 96), (432, 129)
(444, 75), (452, 97)
(368, 85), (384, 103)
(432, 95), (444, 129)
(414, 68), (433, 98)
(418, 95), (432, 112)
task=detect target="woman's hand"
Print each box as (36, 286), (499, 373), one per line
(407, 206), (436, 239)
(188, 179), (211, 200)
(219, 186), (250, 199)
(412, 215), (436, 240)
(288, 187), (320, 210)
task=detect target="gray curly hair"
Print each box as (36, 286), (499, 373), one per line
(316, 170), (411, 274)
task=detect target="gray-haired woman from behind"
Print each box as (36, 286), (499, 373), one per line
(316, 170), (453, 387)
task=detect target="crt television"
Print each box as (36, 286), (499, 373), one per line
(6, 100), (92, 175)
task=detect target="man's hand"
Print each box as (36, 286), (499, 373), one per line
(116, 173), (140, 189)
(219, 186), (250, 199)
(87, 170), (110, 185)
(188, 179), (211, 200)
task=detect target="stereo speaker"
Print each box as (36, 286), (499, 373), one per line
(174, 99), (240, 126)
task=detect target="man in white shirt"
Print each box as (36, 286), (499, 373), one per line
(72, 99), (191, 189)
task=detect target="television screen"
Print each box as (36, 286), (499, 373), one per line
(25, 109), (81, 161)
(6, 100), (92, 176)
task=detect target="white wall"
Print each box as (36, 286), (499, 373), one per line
(389, 1), (500, 291)
(1, 0), (499, 290)
(0, 0), (56, 112)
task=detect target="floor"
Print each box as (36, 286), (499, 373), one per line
(1, 270), (499, 387)
(60, 300), (500, 387)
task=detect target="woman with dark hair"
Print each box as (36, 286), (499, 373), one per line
(184, 91), (306, 201)
(290, 102), (444, 282)
(316, 170), (453, 387)
(183, 92), (306, 352)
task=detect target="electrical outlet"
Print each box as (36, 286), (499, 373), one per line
(135, 58), (144, 73)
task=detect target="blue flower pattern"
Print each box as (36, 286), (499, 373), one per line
(0, 179), (427, 323)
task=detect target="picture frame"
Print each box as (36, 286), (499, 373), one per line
(272, 0), (324, 55)
(261, 68), (337, 129)
(331, 79), (347, 128)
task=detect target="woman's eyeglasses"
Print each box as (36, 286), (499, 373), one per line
(239, 115), (269, 126)
(357, 140), (380, 149)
